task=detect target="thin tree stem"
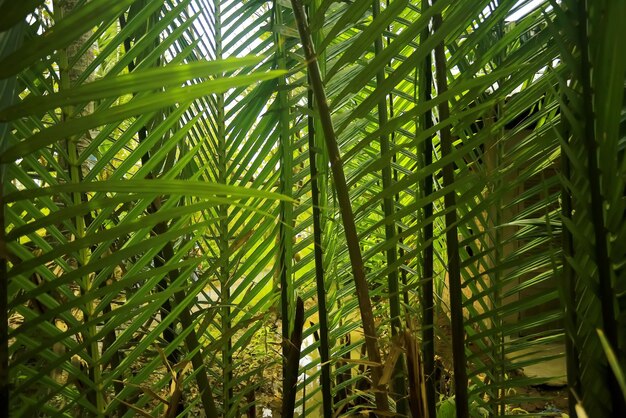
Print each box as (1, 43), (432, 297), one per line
(119, 12), (182, 411)
(433, 5), (469, 418)
(55, 1), (103, 411)
(213, 0), (233, 412)
(419, 1), (437, 416)
(147, 222), (219, 416)
(577, 1), (622, 414)
(281, 297), (305, 418)
(372, 0), (406, 413)
(305, 1), (333, 414)
(119, 8), (218, 415)
(560, 109), (579, 418)
(307, 74), (333, 418)
(290, 0), (389, 412)
(273, 1), (295, 383)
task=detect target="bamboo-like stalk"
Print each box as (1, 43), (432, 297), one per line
(307, 59), (333, 418)
(281, 297), (305, 418)
(118, 12), (183, 411)
(560, 110), (579, 418)
(433, 5), (469, 418)
(118, 8), (218, 416)
(306, 1), (333, 414)
(274, 1), (295, 379)
(289, 0), (389, 412)
(112, 16), (142, 417)
(577, 0), (616, 346)
(214, 0), (233, 412)
(372, 1), (406, 414)
(492, 21), (506, 416)
(54, 1), (104, 411)
(418, 2), (436, 417)
(121, 5), (183, 375)
(157, 236), (219, 416)
(576, 2), (622, 414)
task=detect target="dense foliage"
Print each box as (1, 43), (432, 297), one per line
(1, 0), (625, 417)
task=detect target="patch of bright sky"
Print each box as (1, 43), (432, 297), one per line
(505, 0), (548, 22)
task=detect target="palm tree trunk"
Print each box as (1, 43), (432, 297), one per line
(433, 4), (468, 418)
(560, 108), (579, 418)
(118, 6), (219, 415)
(576, 2), (623, 414)
(290, 0), (389, 413)
(307, 57), (334, 418)
(418, 2), (436, 417)
(281, 297), (305, 418)
(273, 0), (296, 395)
(213, 0), (233, 412)
(54, 0), (104, 412)
(305, 2), (333, 414)
(118, 9), (182, 409)
(372, 1), (406, 413)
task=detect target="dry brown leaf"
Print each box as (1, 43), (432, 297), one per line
(113, 380), (169, 405)
(337, 358), (381, 367)
(379, 337), (404, 387)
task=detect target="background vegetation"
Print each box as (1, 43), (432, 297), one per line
(1, 0), (625, 417)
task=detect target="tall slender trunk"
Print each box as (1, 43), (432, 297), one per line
(273, 0), (295, 391)
(560, 107), (579, 418)
(372, 1), (406, 413)
(576, 2), (623, 415)
(306, 2), (333, 410)
(576, 2), (622, 414)
(418, 2), (436, 417)
(290, 0), (389, 413)
(213, 0), (233, 412)
(433, 5), (468, 418)
(54, 0), (104, 412)
(492, 21), (506, 416)
(118, 6), (218, 416)
(118, 10), (182, 412)
(307, 86), (333, 416)
(281, 298), (305, 418)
